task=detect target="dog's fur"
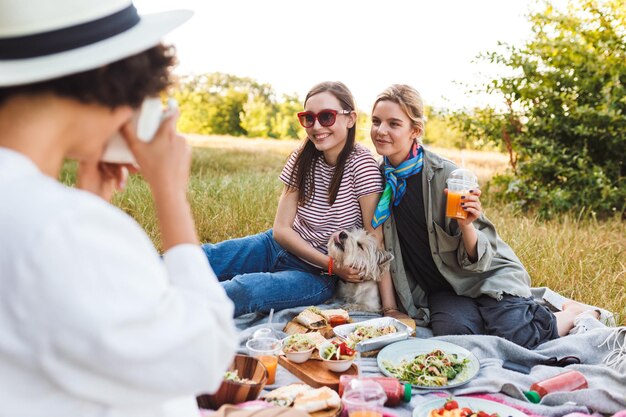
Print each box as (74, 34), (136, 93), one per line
(327, 229), (394, 311)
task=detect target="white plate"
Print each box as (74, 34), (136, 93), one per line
(333, 317), (412, 352)
(413, 397), (528, 417)
(377, 339), (480, 389)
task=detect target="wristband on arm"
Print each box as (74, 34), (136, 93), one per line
(328, 257), (334, 276)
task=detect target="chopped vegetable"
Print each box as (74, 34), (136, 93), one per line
(322, 340), (356, 361)
(382, 349), (469, 387)
(283, 334), (315, 353)
(347, 324), (397, 343)
(224, 370), (254, 384)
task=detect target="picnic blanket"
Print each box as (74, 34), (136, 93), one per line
(234, 304), (626, 417)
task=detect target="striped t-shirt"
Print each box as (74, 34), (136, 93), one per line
(279, 143), (384, 255)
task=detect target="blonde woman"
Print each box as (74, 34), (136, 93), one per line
(371, 84), (596, 348)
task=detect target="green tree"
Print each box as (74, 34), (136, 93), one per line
(240, 95), (272, 138)
(174, 72), (274, 137)
(423, 107), (469, 149)
(270, 94), (303, 139)
(456, 0), (626, 218)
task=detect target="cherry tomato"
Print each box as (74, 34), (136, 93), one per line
(444, 400), (459, 410)
(477, 411), (491, 417)
(460, 408), (473, 417)
(334, 342), (355, 356)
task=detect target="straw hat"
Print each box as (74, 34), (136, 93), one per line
(0, 0), (192, 87)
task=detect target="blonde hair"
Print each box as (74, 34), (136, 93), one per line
(373, 84), (425, 141)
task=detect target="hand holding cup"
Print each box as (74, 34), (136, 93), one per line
(445, 168), (480, 224)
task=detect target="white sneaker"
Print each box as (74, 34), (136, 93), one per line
(539, 287), (616, 327)
(569, 310), (608, 335)
(599, 309), (617, 327)
(577, 306), (617, 327)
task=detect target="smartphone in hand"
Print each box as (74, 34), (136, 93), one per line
(101, 97), (177, 164)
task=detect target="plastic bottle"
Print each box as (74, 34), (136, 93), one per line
(339, 375), (412, 407)
(342, 379), (387, 417)
(523, 370), (588, 403)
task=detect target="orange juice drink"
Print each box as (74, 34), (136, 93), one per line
(246, 336), (282, 385)
(445, 190), (467, 219)
(258, 355), (278, 385)
(446, 169), (478, 220)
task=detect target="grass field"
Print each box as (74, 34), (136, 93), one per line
(62, 135), (626, 324)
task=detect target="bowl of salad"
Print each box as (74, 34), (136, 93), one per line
(196, 354), (267, 409)
(319, 340), (356, 373)
(282, 334), (316, 363)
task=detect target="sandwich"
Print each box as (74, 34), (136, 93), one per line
(264, 383), (312, 407)
(318, 308), (349, 321)
(295, 308), (327, 329)
(293, 386), (341, 413)
(304, 331), (328, 348)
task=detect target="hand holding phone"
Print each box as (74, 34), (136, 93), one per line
(101, 98), (177, 164)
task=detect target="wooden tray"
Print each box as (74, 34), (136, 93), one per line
(278, 356), (358, 391)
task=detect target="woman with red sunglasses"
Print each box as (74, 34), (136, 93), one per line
(202, 81), (384, 317)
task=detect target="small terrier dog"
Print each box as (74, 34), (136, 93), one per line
(327, 229), (394, 311)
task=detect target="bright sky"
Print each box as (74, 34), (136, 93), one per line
(135, 0), (536, 111)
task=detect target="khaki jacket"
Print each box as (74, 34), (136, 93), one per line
(382, 148), (531, 326)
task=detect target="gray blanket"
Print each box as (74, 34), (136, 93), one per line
(235, 305), (626, 417)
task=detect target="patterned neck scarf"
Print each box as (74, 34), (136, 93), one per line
(372, 142), (424, 228)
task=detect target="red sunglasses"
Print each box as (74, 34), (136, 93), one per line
(297, 109), (352, 128)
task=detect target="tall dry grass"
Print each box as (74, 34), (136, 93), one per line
(61, 135), (625, 323)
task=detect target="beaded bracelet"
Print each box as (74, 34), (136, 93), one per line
(382, 307), (399, 314)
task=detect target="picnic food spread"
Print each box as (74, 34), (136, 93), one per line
(382, 349), (469, 387)
(200, 305), (613, 416)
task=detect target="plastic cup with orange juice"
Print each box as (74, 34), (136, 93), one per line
(445, 169), (479, 220)
(342, 379), (387, 417)
(246, 337), (281, 385)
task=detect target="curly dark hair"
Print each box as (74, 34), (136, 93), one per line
(0, 44), (175, 108)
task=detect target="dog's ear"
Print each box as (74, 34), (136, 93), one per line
(376, 250), (394, 272)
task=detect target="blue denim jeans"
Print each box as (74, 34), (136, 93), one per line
(201, 230), (337, 317)
(428, 291), (558, 349)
